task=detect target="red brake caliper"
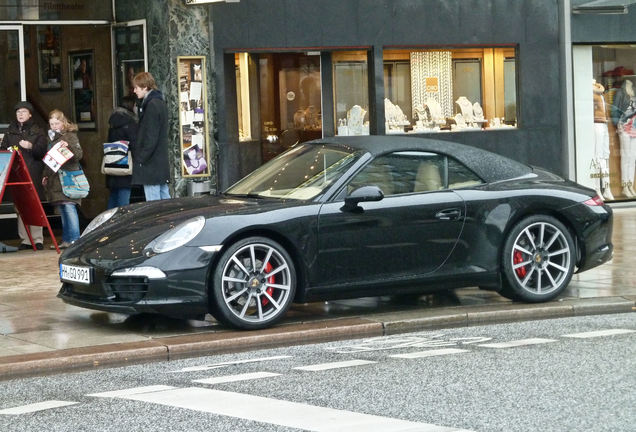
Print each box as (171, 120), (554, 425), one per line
(261, 262), (275, 306)
(513, 250), (527, 278)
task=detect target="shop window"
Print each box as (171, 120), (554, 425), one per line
(333, 51), (369, 136)
(253, 52), (322, 163)
(235, 52), (251, 141)
(572, 44), (636, 203)
(384, 61), (412, 123)
(382, 47), (517, 134)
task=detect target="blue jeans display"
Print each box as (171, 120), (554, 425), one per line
(143, 184), (171, 201)
(59, 203), (80, 243)
(107, 187), (132, 209)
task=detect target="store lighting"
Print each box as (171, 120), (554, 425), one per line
(572, 0), (636, 14)
(185, 0), (240, 5)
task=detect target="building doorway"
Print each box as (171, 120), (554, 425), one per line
(257, 52), (322, 163)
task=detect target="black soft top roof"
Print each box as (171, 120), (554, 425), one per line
(309, 135), (532, 183)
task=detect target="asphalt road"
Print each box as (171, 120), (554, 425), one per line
(0, 313), (634, 432)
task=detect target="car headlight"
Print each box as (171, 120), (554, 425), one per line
(82, 207), (119, 237)
(147, 216), (206, 254)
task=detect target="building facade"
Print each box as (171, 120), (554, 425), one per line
(1, 0), (634, 223)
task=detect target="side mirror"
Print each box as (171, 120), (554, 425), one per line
(342, 185), (384, 211)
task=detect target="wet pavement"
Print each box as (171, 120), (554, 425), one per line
(0, 206), (634, 379)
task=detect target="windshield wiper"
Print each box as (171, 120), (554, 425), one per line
(224, 192), (265, 199)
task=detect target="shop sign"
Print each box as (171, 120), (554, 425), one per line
(425, 77), (439, 93)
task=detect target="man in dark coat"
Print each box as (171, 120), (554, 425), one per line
(131, 72), (171, 201)
(0, 101), (47, 250)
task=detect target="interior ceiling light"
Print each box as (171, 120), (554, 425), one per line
(573, 0), (635, 14)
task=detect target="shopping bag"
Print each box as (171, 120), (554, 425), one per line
(101, 140), (133, 176)
(59, 168), (90, 199)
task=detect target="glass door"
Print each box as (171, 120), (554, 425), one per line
(111, 20), (147, 107)
(258, 53), (322, 162)
(0, 25), (25, 131)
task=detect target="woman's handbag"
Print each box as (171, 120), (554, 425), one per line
(101, 140), (133, 176)
(59, 168), (90, 199)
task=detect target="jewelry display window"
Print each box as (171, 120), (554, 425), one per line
(382, 47), (518, 134)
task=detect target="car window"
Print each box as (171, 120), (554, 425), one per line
(447, 157), (483, 189)
(347, 151), (446, 196)
(226, 144), (361, 200)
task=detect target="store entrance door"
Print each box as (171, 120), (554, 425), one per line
(258, 52), (322, 162)
(111, 20), (147, 106)
(0, 26), (25, 131)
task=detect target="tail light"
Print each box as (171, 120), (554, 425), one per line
(583, 195), (604, 206)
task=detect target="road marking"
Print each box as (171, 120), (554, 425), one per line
(0, 400), (78, 415)
(294, 359), (376, 371)
(390, 348), (470, 359)
(193, 371), (281, 385)
(170, 355), (292, 373)
(478, 338), (557, 349)
(87, 385), (176, 398)
(562, 329), (635, 338)
(121, 387), (472, 431)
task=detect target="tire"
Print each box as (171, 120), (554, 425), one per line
(500, 215), (575, 302)
(211, 236), (296, 330)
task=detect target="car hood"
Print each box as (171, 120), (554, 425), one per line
(70, 195), (299, 258)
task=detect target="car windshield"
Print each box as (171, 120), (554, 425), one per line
(226, 143), (360, 200)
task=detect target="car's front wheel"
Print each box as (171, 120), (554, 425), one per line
(500, 215), (575, 302)
(211, 237), (296, 330)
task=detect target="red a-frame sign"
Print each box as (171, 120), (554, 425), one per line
(0, 150), (60, 253)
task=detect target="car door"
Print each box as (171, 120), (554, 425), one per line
(314, 151), (466, 289)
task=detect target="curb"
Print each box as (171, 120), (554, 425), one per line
(0, 297), (633, 380)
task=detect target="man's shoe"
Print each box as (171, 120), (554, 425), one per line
(35, 243), (44, 250)
(18, 243), (32, 250)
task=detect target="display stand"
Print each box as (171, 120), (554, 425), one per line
(0, 150), (60, 253)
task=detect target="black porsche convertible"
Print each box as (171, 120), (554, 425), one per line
(58, 136), (613, 329)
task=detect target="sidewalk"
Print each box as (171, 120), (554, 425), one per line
(0, 207), (634, 379)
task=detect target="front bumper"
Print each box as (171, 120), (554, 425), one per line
(57, 246), (216, 318)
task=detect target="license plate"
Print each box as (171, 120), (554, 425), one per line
(60, 264), (92, 285)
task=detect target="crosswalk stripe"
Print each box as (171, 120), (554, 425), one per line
(170, 355), (292, 373)
(0, 400), (78, 415)
(478, 338), (556, 349)
(87, 385), (176, 398)
(193, 371), (280, 385)
(561, 329), (635, 338)
(294, 359), (376, 371)
(121, 387), (472, 431)
(390, 348), (470, 359)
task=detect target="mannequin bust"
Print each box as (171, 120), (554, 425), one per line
(347, 105), (367, 135)
(472, 102), (484, 122)
(455, 96), (474, 123)
(425, 98), (443, 123)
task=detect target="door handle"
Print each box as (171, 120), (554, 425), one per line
(435, 208), (462, 220)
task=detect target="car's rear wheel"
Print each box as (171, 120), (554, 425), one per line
(211, 237), (296, 330)
(500, 215), (575, 302)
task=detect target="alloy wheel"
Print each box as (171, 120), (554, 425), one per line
(509, 221), (572, 296)
(220, 241), (293, 325)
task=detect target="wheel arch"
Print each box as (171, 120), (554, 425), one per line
(205, 228), (308, 302)
(498, 207), (582, 271)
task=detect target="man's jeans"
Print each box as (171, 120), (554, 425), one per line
(143, 184), (171, 201)
(107, 187), (132, 209)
